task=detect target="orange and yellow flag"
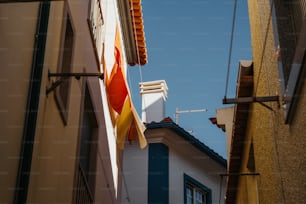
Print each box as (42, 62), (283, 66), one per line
(104, 26), (147, 149)
(106, 47), (128, 114)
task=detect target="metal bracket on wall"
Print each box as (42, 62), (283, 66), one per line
(46, 70), (104, 95)
(223, 96), (279, 104)
(219, 172), (260, 177)
(223, 96), (280, 111)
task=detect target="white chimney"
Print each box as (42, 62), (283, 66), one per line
(140, 80), (168, 123)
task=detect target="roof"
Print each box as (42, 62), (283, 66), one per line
(225, 60), (253, 204)
(145, 118), (227, 168)
(117, 0), (148, 66)
(129, 0), (147, 65)
(209, 117), (226, 132)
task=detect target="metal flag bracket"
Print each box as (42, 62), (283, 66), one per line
(223, 96), (280, 111)
(46, 69), (104, 96)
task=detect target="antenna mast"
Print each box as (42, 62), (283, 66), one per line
(175, 108), (208, 124)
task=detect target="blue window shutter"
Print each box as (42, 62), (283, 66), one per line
(148, 143), (169, 204)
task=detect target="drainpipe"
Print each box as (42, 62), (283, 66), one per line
(14, 1), (50, 203)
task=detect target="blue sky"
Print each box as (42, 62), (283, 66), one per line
(127, 0), (252, 158)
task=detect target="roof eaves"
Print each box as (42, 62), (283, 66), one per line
(225, 60), (253, 204)
(146, 121), (227, 168)
(128, 0), (148, 65)
(117, 0), (148, 66)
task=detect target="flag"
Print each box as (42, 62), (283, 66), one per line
(106, 47), (128, 114)
(104, 25), (147, 149)
(116, 98), (133, 149)
(130, 104), (147, 149)
(116, 96), (147, 149)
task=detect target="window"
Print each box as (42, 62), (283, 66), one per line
(75, 85), (98, 203)
(186, 184), (208, 204)
(271, 0), (306, 123)
(80, 86), (98, 192)
(88, 0), (104, 62)
(184, 174), (212, 204)
(55, 12), (74, 125)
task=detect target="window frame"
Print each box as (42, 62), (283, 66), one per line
(184, 174), (212, 204)
(74, 80), (98, 203)
(54, 6), (75, 125)
(79, 82), (98, 195)
(271, 0), (306, 123)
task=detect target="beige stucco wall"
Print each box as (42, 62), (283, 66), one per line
(28, 1), (117, 203)
(0, 2), (40, 203)
(0, 0), (127, 203)
(26, 1), (77, 203)
(242, 1), (283, 203)
(239, 1), (306, 204)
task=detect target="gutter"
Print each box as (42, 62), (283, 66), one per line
(14, 1), (50, 203)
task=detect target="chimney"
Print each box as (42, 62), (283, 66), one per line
(140, 80), (168, 123)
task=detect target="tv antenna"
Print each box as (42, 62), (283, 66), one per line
(175, 108), (208, 124)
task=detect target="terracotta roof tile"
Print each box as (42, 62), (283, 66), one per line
(129, 0), (148, 65)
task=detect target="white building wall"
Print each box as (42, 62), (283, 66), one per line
(168, 139), (226, 204)
(121, 143), (149, 204)
(216, 106), (234, 165)
(122, 134), (226, 204)
(100, 0), (129, 197)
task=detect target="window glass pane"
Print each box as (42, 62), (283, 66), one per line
(60, 16), (73, 109)
(195, 189), (206, 204)
(60, 16), (73, 105)
(273, 0), (304, 85)
(186, 185), (193, 204)
(270, 0), (306, 123)
(184, 176), (210, 204)
(55, 13), (74, 125)
(195, 189), (207, 204)
(89, 0), (104, 58)
(79, 87), (98, 194)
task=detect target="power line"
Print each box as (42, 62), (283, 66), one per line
(224, 0), (238, 99)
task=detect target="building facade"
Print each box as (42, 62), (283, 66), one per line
(0, 0), (147, 203)
(122, 119), (227, 204)
(216, 1), (306, 204)
(122, 80), (227, 204)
